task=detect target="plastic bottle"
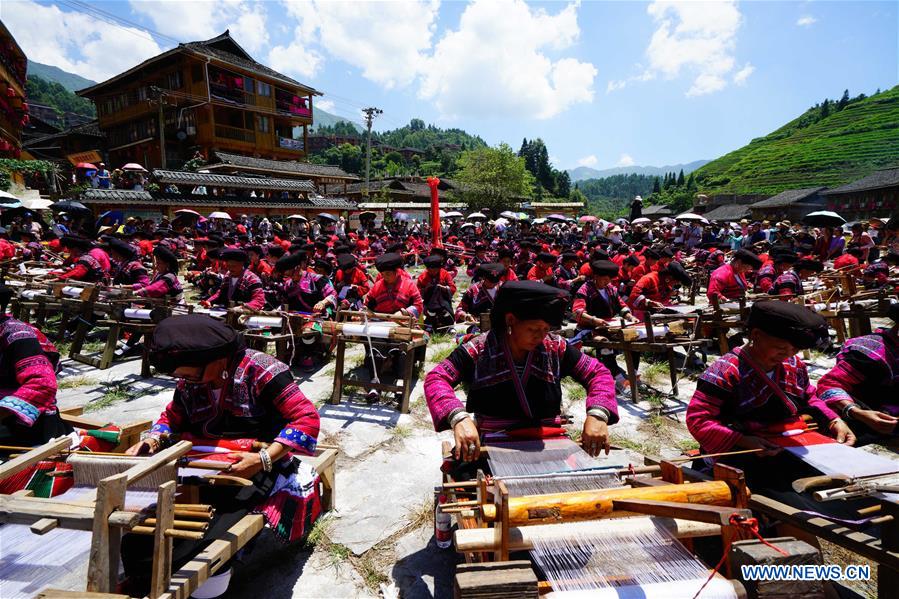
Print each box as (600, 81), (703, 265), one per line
(435, 493), (453, 549)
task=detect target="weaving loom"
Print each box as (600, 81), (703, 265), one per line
(329, 309), (428, 413)
(0, 434), (339, 599)
(441, 437), (752, 598)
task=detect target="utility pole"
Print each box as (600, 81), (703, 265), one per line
(362, 107), (382, 197)
(151, 86), (167, 169)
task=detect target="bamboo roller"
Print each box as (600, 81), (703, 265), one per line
(481, 480), (733, 525)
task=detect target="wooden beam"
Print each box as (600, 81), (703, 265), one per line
(0, 436), (70, 480)
(611, 498), (751, 526)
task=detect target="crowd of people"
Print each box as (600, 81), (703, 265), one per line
(0, 206), (896, 597)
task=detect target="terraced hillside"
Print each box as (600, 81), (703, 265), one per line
(694, 86), (899, 195)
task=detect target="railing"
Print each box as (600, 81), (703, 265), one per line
(215, 125), (255, 144)
(209, 82), (255, 106)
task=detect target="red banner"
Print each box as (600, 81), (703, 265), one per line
(427, 176), (443, 248)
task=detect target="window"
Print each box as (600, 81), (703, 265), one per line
(166, 71), (183, 90)
(257, 81), (271, 97)
(257, 116), (270, 133)
(137, 86), (148, 101)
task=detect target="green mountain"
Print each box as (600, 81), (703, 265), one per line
(27, 60), (97, 92)
(568, 160), (709, 183)
(312, 106), (363, 133)
(694, 86), (899, 196)
(26, 75), (96, 119)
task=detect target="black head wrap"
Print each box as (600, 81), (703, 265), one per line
(747, 300), (828, 350)
(497, 248), (514, 259)
(314, 259), (333, 274)
(476, 262), (506, 282)
(267, 245), (286, 258)
(624, 255), (640, 267)
(375, 252), (403, 272)
(423, 255), (444, 268)
(0, 284), (12, 313)
(643, 248), (660, 260)
(733, 249), (763, 269)
(61, 235), (93, 251)
(773, 251), (799, 264)
(430, 247), (448, 259)
(104, 238), (137, 260)
(590, 260), (620, 277)
(561, 252), (578, 262)
(663, 261), (692, 286)
(490, 281), (569, 332)
(153, 245), (179, 272)
(337, 254), (357, 270)
(885, 249), (899, 265)
(275, 252), (307, 272)
(795, 258), (824, 273)
(149, 315), (244, 373)
(245, 245), (263, 256)
(220, 248), (249, 264)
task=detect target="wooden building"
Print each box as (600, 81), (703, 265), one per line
(821, 167), (899, 220)
(77, 30), (320, 170)
(204, 150), (356, 195)
(525, 202), (585, 218)
(0, 21), (27, 158)
(748, 187), (825, 222)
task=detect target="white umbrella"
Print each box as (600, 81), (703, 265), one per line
(444, 211), (463, 218)
(208, 211), (232, 220)
(174, 209), (201, 217)
(460, 222), (476, 229)
(467, 212), (487, 220)
(676, 212), (709, 224)
(532, 218), (547, 224)
(499, 210), (518, 220)
(493, 217), (510, 226)
(287, 214), (308, 221)
(631, 217), (651, 225)
(122, 162), (148, 172)
(0, 190), (22, 207)
(21, 197), (54, 210)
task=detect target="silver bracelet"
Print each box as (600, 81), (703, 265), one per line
(587, 407), (610, 423)
(259, 448), (273, 472)
(449, 411), (472, 428)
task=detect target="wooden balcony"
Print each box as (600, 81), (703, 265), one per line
(215, 124), (255, 144)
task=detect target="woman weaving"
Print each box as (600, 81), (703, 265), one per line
(424, 281), (618, 460)
(123, 314), (321, 597)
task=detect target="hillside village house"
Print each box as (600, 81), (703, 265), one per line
(0, 21), (27, 160)
(77, 30), (319, 170)
(821, 166), (899, 221)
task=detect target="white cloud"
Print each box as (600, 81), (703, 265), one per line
(281, 0), (440, 89)
(315, 99), (335, 112)
(577, 155), (599, 167)
(3, 0), (163, 82)
(797, 15), (817, 27)
(643, 1), (745, 97)
(617, 153), (636, 167)
(129, 0), (269, 52)
(419, 0), (597, 119)
(733, 62), (755, 86)
(267, 35), (324, 80)
(607, 79), (628, 93)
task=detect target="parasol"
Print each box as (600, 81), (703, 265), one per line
(208, 211), (232, 220)
(493, 217), (510, 226)
(317, 213), (338, 222)
(444, 211), (464, 218)
(631, 217), (651, 225)
(75, 162), (97, 170)
(532, 218), (547, 224)
(392, 212), (411, 222)
(676, 212), (710, 224)
(121, 163), (148, 172)
(546, 214), (568, 222)
(359, 211), (377, 219)
(803, 211), (846, 228)
(50, 199), (90, 213)
(174, 209), (202, 217)
(287, 214), (308, 221)
(460, 222), (476, 229)
(21, 197), (54, 210)
(0, 190), (22, 208)
(467, 212), (487, 220)
(500, 210), (518, 220)
(578, 215), (598, 223)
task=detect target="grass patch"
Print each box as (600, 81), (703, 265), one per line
(562, 379), (586, 403)
(427, 343), (456, 365)
(677, 438), (700, 452)
(641, 360), (670, 387)
(429, 332), (453, 346)
(391, 424), (414, 439)
(84, 382), (145, 412)
(58, 375), (97, 389)
(610, 433), (656, 456)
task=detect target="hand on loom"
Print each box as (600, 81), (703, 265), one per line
(829, 418), (857, 446)
(582, 418), (610, 457)
(453, 418), (480, 462)
(850, 408), (898, 435)
(224, 451), (263, 478)
(736, 435), (782, 457)
(126, 437), (160, 456)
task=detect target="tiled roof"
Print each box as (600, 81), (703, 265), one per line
(527, 202), (586, 208)
(209, 151), (355, 180)
(358, 202), (467, 210)
(81, 189), (153, 202)
(640, 205), (674, 216)
(153, 169), (315, 193)
(701, 204), (751, 222)
(821, 167), (899, 195)
(306, 197), (356, 210)
(749, 187), (826, 209)
(24, 120), (105, 147)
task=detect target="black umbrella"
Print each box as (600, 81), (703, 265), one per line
(317, 212), (338, 222)
(50, 200), (91, 213)
(802, 210), (846, 228)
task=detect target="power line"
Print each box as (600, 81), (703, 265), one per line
(362, 107), (383, 195)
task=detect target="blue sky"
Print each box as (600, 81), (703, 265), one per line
(5, 1), (897, 170)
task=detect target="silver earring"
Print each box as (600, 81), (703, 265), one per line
(507, 326), (512, 336)
(221, 371), (229, 380)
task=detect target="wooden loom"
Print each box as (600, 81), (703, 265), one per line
(440, 440), (753, 598)
(0, 434), (339, 599)
(329, 309), (428, 413)
(582, 311), (710, 403)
